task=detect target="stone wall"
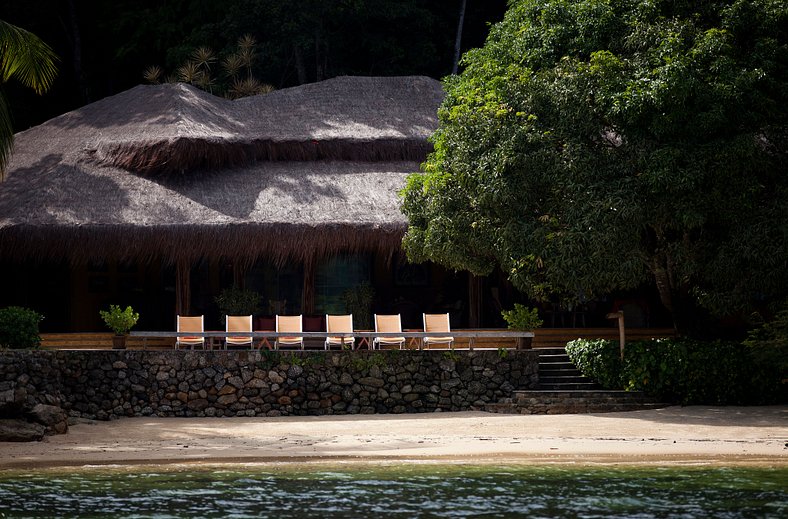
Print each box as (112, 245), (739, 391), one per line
(0, 350), (539, 420)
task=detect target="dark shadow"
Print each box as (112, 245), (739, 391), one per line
(593, 405), (787, 428)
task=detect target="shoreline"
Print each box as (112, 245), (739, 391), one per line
(1, 406), (786, 470)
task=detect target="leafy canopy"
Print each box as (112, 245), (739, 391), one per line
(402, 0), (788, 327)
(0, 19), (58, 177)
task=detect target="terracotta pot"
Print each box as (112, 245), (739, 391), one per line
(112, 335), (127, 350)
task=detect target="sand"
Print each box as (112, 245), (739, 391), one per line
(1, 406), (786, 469)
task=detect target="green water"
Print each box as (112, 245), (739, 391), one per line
(0, 464), (785, 518)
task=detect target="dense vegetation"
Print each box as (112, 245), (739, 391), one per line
(402, 0), (788, 333)
(1, 0), (506, 131)
(566, 335), (786, 405)
(0, 306), (43, 349)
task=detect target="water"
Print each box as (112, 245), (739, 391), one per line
(0, 463), (785, 518)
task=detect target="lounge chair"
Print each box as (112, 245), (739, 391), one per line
(276, 315), (303, 350)
(325, 314), (355, 350)
(225, 315), (253, 349)
(176, 315), (205, 350)
(373, 314), (406, 350)
(422, 313), (454, 349)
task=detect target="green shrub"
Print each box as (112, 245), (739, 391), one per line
(0, 306), (43, 349)
(566, 339), (623, 389)
(215, 286), (262, 323)
(99, 305), (140, 335)
(501, 304), (543, 330)
(622, 338), (764, 405)
(743, 306), (788, 403)
(344, 283), (375, 330)
(566, 336), (781, 405)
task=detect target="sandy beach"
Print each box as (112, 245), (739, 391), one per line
(1, 406), (786, 469)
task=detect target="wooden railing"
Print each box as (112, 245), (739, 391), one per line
(40, 327), (676, 351)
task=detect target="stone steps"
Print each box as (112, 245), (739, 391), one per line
(486, 389), (668, 415)
(536, 347), (600, 391)
(484, 347), (668, 414)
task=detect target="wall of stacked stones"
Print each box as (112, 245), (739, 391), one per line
(0, 350), (539, 420)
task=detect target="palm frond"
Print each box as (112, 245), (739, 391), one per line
(237, 34), (257, 51)
(177, 61), (202, 84)
(229, 77), (265, 99)
(190, 46), (215, 71)
(142, 65), (163, 84)
(0, 89), (13, 179)
(222, 53), (244, 78)
(0, 19), (58, 93)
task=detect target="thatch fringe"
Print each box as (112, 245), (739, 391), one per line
(90, 137), (432, 175)
(0, 223), (406, 267)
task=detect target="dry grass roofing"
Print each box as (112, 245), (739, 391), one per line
(0, 76), (443, 265)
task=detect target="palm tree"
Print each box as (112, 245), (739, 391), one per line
(0, 20), (58, 179)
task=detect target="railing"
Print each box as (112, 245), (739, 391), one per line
(39, 328), (677, 351)
(129, 330), (536, 350)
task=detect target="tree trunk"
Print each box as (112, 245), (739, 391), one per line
(294, 46), (307, 85)
(452, 0), (467, 75)
(65, 0), (89, 103)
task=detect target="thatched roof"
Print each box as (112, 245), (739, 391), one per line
(0, 76), (443, 265)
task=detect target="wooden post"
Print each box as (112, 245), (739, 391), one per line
(302, 259), (315, 315)
(606, 310), (626, 359)
(468, 274), (483, 328)
(175, 261), (191, 317)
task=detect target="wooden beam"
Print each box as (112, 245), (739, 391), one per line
(175, 261), (191, 317)
(302, 260), (315, 315)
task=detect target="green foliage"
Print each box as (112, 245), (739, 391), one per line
(343, 282), (375, 330)
(402, 0), (788, 327)
(501, 303), (543, 330)
(443, 350), (460, 362)
(0, 19), (58, 177)
(350, 352), (386, 372)
(215, 286), (262, 323)
(99, 305), (139, 335)
(0, 306), (43, 349)
(622, 339), (761, 405)
(143, 34), (275, 99)
(565, 339), (622, 389)
(743, 303), (788, 403)
(568, 336), (783, 404)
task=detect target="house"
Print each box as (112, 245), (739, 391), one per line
(0, 76), (497, 331)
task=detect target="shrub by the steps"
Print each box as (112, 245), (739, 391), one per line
(566, 337), (783, 405)
(565, 339), (622, 389)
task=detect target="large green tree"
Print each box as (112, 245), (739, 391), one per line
(402, 0), (788, 332)
(0, 19), (57, 178)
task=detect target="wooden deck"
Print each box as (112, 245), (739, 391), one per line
(40, 328), (676, 351)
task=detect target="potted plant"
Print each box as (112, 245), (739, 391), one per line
(344, 282), (375, 330)
(214, 286), (262, 324)
(100, 305), (140, 349)
(501, 303), (543, 349)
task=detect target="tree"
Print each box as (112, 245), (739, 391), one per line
(0, 19), (57, 178)
(401, 0), (788, 333)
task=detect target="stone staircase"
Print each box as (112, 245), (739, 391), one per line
(485, 347), (669, 414)
(536, 347), (599, 390)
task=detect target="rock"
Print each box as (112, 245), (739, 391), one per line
(217, 394), (237, 405)
(0, 388), (22, 415)
(268, 371), (284, 384)
(28, 404), (68, 434)
(227, 376), (245, 389)
(358, 377), (384, 388)
(0, 419), (45, 442)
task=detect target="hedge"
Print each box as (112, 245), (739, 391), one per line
(566, 337), (785, 405)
